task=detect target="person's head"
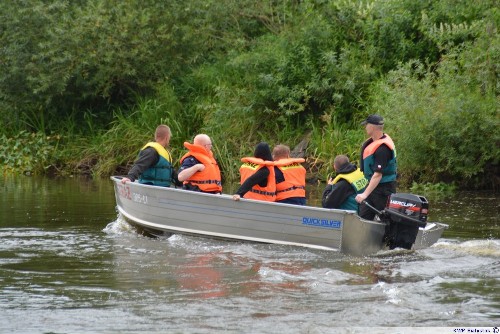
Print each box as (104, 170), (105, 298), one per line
(193, 134), (212, 152)
(155, 125), (171, 147)
(272, 144), (290, 161)
(254, 142), (273, 161)
(333, 155), (349, 172)
(361, 114), (384, 137)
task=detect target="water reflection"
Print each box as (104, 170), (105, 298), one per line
(174, 251), (259, 299)
(0, 175), (115, 229)
(428, 191), (499, 239)
(175, 253), (229, 298)
(106, 222), (311, 301)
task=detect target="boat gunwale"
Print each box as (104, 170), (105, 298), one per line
(110, 176), (448, 254)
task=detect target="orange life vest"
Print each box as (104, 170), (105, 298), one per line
(362, 135), (396, 158)
(180, 142), (222, 193)
(239, 157), (276, 201)
(274, 158), (306, 201)
(361, 134), (397, 183)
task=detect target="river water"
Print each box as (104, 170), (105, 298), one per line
(1, 176), (498, 333)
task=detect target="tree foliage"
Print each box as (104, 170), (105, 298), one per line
(370, 26), (499, 188)
(0, 0), (497, 188)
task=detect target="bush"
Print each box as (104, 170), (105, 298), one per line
(370, 28), (499, 188)
(77, 88), (188, 177)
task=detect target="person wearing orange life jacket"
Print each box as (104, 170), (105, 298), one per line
(232, 142), (276, 202)
(121, 124), (181, 187)
(355, 114), (397, 220)
(177, 134), (222, 194)
(272, 144), (306, 205)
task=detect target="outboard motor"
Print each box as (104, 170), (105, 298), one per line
(382, 193), (429, 250)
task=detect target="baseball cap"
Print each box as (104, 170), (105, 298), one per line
(361, 114), (384, 126)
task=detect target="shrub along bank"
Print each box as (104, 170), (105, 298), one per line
(0, 0), (498, 190)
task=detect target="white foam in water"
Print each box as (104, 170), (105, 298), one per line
(459, 239), (500, 256)
(373, 281), (402, 305)
(434, 239), (500, 257)
(102, 215), (135, 235)
(166, 234), (184, 243)
(166, 233), (228, 253)
(258, 267), (305, 283)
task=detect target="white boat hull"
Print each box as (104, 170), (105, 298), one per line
(111, 176), (447, 256)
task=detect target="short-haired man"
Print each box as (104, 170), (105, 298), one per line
(355, 114), (397, 219)
(178, 134), (222, 194)
(121, 125), (178, 187)
(273, 144), (307, 205)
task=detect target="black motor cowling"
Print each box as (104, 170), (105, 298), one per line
(382, 193), (429, 250)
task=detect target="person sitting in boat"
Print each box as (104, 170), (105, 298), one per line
(272, 144), (307, 205)
(121, 124), (179, 187)
(232, 142), (276, 202)
(322, 155), (368, 211)
(177, 134), (222, 194)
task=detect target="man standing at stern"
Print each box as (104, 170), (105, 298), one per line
(355, 114), (397, 220)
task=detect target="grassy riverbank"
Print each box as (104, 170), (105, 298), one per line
(1, 1), (498, 190)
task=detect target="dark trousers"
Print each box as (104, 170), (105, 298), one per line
(277, 197), (306, 205)
(358, 181), (396, 220)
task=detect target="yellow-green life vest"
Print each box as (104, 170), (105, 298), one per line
(138, 142), (173, 187)
(332, 168), (368, 210)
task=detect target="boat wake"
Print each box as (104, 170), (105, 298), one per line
(102, 214), (136, 235)
(432, 238), (500, 257)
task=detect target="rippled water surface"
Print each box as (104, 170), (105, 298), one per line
(1, 176), (498, 333)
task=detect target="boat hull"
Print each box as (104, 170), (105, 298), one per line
(111, 177), (447, 256)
